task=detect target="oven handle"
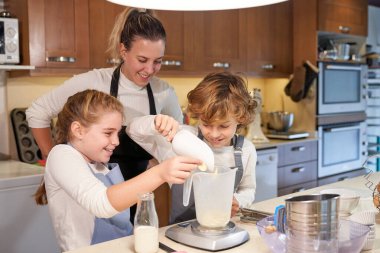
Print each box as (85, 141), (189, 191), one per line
(325, 65), (362, 71)
(324, 125), (360, 132)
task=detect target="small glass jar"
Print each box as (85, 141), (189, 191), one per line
(134, 192), (159, 253)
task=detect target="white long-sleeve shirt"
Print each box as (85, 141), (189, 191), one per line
(127, 115), (257, 207)
(45, 144), (119, 252)
(26, 68), (183, 128)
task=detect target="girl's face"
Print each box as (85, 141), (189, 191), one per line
(75, 111), (122, 163)
(198, 117), (239, 148)
(121, 38), (165, 87)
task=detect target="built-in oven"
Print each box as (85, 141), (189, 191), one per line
(318, 62), (367, 115)
(318, 121), (367, 178)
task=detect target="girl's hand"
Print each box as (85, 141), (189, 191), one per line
(157, 156), (201, 184)
(231, 197), (240, 217)
(154, 114), (179, 142)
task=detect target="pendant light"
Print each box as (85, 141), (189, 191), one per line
(107, 0), (288, 11)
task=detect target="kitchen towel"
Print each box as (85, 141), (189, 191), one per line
(285, 60), (319, 102)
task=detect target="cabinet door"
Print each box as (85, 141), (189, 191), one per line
(184, 10), (246, 73)
(89, 0), (125, 68)
(28, 0), (90, 72)
(318, 0), (368, 36)
(246, 2), (292, 77)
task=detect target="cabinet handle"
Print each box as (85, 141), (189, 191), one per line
(162, 60), (182, 66)
(291, 167), (305, 173)
(338, 25), (351, 33)
(291, 146), (306, 152)
(46, 56), (76, 63)
(261, 64), (275, 70)
(106, 58), (121, 65)
(338, 176), (348, 181)
(213, 62), (230, 69)
(292, 187), (306, 193)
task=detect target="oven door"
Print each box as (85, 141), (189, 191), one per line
(318, 122), (367, 178)
(318, 62), (367, 115)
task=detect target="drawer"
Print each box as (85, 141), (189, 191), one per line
(278, 180), (318, 197)
(278, 160), (317, 188)
(278, 140), (317, 166)
(318, 168), (366, 186)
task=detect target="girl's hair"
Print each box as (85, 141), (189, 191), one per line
(34, 89), (124, 205)
(107, 8), (166, 62)
(187, 72), (257, 130)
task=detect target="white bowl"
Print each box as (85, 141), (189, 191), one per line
(320, 188), (360, 215)
(349, 211), (376, 225)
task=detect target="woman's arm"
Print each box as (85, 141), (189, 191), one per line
(31, 128), (54, 160)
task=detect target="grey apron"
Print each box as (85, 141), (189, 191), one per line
(90, 163), (133, 244)
(169, 134), (244, 224)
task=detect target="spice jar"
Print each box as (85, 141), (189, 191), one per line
(134, 192), (159, 253)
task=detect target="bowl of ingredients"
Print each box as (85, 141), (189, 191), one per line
(268, 111), (294, 132)
(320, 188), (360, 216)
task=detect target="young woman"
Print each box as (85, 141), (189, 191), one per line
(34, 89), (200, 251)
(127, 71), (258, 224)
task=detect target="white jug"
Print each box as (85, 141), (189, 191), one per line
(192, 167), (237, 228)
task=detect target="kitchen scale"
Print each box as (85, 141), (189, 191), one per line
(266, 130), (309, 140)
(165, 220), (249, 251)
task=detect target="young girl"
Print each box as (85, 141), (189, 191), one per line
(127, 71), (257, 224)
(34, 90), (200, 252)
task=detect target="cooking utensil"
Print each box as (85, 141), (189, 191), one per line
(268, 111), (294, 132)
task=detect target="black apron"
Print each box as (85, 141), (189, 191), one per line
(109, 64), (156, 223)
(169, 134), (245, 224)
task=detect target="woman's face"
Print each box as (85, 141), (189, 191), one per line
(75, 111), (122, 163)
(198, 117), (239, 148)
(121, 38), (165, 87)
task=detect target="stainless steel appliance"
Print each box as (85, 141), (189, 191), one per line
(165, 220), (249, 251)
(0, 17), (19, 64)
(317, 62), (367, 115)
(318, 121), (367, 178)
(255, 148), (278, 202)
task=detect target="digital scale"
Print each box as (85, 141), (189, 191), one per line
(266, 131), (310, 140)
(165, 220), (249, 251)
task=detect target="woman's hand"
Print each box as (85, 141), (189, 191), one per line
(157, 156), (201, 184)
(231, 197), (240, 217)
(154, 114), (179, 141)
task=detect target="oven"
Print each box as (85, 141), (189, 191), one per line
(318, 62), (367, 115)
(318, 121), (367, 178)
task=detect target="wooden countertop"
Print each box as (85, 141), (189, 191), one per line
(64, 171), (380, 253)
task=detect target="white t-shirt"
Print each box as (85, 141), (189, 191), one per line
(45, 144), (119, 252)
(127, 115), (257, 207)
(26, 68), (183, 128)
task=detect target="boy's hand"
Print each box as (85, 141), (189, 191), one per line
(231, 197), (239, 217)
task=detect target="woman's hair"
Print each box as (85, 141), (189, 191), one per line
(107, 8), (166, 62)
(187, 72), (257, 130)
(34, 89), (124, 205)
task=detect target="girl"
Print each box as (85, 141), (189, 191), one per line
(127, 71), (258, 224)
(34, 90), (200, 251)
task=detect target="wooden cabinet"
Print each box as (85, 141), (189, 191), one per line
(27, 0), (90, 74)
(277, 140), (318, 196)
(245, 1), (293, 76)
(318, 0), (368, 36)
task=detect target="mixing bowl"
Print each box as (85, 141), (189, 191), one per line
(320, 188), (360, 216)
(268, 111), (294, 132)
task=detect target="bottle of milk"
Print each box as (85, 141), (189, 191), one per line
(134, 192), (159, 253)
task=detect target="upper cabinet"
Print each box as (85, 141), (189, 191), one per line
(28, 0), (90, 74)
(318, 0), (368, 36)
(245, 1), (293, 76)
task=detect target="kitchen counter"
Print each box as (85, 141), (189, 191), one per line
(64, 171), (380, 253)
(253, 133), (318, 150)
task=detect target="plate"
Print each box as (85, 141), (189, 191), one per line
(256, 216), (369, 253)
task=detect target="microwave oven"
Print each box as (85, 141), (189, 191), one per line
(317, 62), (367, 115)
(0, 17), (19, 64)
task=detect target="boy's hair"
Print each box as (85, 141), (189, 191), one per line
(187, 72), (256, 129)
(35, 89), (124, 205)
(107, 8), (166, 62)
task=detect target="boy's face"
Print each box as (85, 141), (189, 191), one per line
(198, 117), (239, 148)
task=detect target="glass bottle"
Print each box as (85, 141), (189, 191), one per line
(134, 192), (159, 253)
